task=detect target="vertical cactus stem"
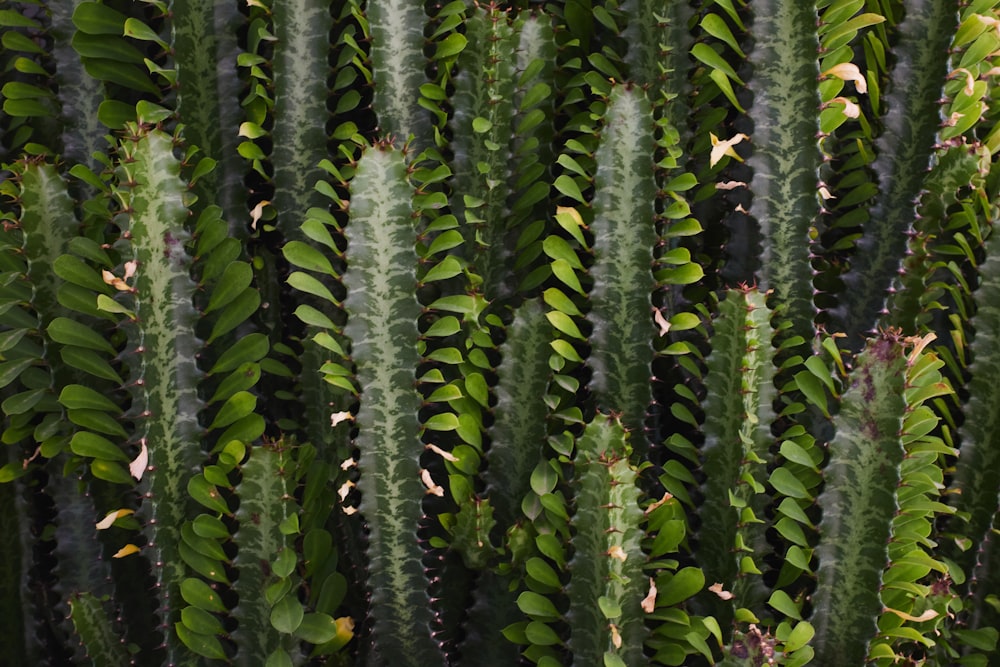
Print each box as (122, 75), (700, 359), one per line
(68, 592), (131, 665)
(948, 232), (1000, 579)
(566, 414), (648, 665)
(696, 288), (775, 625)
(272, 0), (333, 242)
(483, 298), (552, 529)
(840, 0), (962, 342)
(451, 4), (517, 300)
(114, 126), (205, 664)
(368, 0), (432, 153)
(342, 144), (438, 665)
(810, 333), (909, 666)
(589, 85), (657, 444)
(745, 0), (821, 340)
(170, 0), (246, 230)
(231, 442), (297, 659)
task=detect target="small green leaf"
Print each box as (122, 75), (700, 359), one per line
(192, 515), (230, 540)
(517, 591), (561, 621)
(546, 311), (585, 339)
(768, 589), (802, 621)
(294, 304), (336, 330)
(123, 18), (167, 48)
(208, 288), (261, 343)
(691, 42), (744, 84)
(425, 413), (460, 431)
(188, 476), (231, 515)
(265, 650), (294, 667)
(70, 431), (127, 462)
(72, 1), (127, 34)
(657, 567), (705, 606)
(48, 317), (116, 353)
(472, 117), (492, 133)
(60, 347), (122, 383)
(435, 32), (468, 59)
(295, 613), (338, 644)
(208, 391), (257, 429)
(525, 620), (562, 646)
(283, 241), (337, 277)
(270, 594), (304, 634)
(175, 622), (227, 660)
(90, 459), (133, 485)
(210, 333), (269, 374)
(598, 596), (622, 619)
(554, 174), (586, 203)
(525, 557), (562, 589)
(2, 389), (46, 415)
(204, 262), (253, 314)
(181, 606), (225, 636)
(272, 547), (296, 578)
(181, 578), (227, 613)
(769, 467), (812, 500)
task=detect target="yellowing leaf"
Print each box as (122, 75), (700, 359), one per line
(330, 410), (353, 427)
(883, 607), (938, 622)
(828, 96), (860, 119)
(129, 439), (148, 481)
(641, 578), (657, 613)
(610, 623), (622, 649)
(426, 443), (459, 462)
(113, 543), (140, 558)
(950, 68), (977, 96)
(421, 468), (444, 496)
(250, 200), (270, 230)
(654, 308), (670, 336)
(645, 493), (673, 515)
(906, 332), (937, 364)
(95, 508), (134, 530)
(709, 132), (748, 167)
(101, 269), (130, 292)
(608, 545), (627, 561)
(337, 480), (355, 501)
(823, 62), (868, 93)
(709, 582), (734, 600)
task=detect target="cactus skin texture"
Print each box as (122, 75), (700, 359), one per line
(3, 1), (1000, 665)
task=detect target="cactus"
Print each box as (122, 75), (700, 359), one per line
(3, 0), (1000, 664)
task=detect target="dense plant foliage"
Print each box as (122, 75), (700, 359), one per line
(2, 0), (1000, 665)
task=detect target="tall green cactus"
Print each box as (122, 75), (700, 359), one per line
(3, 0), (1000, 665)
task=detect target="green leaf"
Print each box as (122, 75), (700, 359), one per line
(72, 1), (127, 34)
(210, 333), (269, 374)
(517, 591), (561, 621)
(181, 578), (227, 613)
(295, 613), (338, 644)
(0, 358), (34, 389)
(47, 317), (116, 353)
(188, 476), (231, 515)
(70, 431), (127, 462)
(435, 32), (468, 60)
(208, 288), (261, 343)
(204, 262), (254, 314)
(283, 241), (337, 277)
(657, 567), (704, 606)
(208, 391), (257, 430)
(181, 606), (225, 636)
(554, 174), (586, 203)
(525, 621), (562, 646)
(270, 594), (304, 634)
